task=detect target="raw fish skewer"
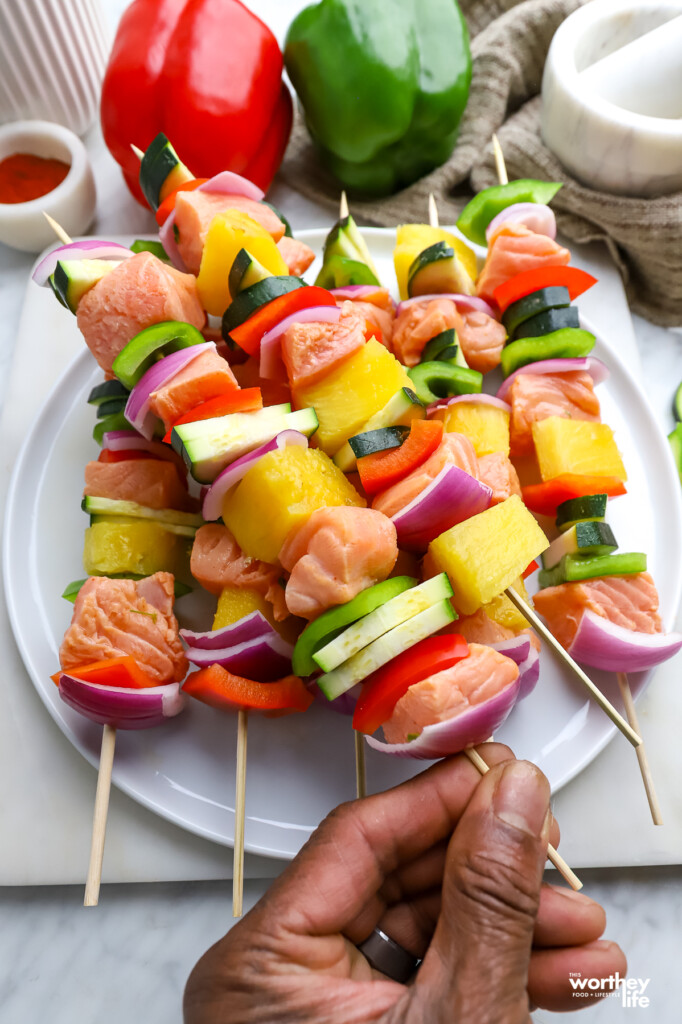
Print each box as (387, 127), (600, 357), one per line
(339, 188), (369, 801)
(464, 746), (582, 890)
(616, 673), (663, 825)
(233, 709), (248, 917)
(42, 213), (118, 906)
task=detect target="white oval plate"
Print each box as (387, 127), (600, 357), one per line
(4, 228), (681, 859)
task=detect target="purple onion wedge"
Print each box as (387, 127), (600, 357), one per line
(58, 675), (186, 729)
(185, 633), (294, 682)
(486, 203), (556, 242)
(391, 464), (492, 551)
(491, 636), (540, 699)
(181, 611), (273, 651)
(567, 612), (682, 673)
(428, 393), (511, 417)
(125, 342), (215, 439)
(33, 241), (134, 286)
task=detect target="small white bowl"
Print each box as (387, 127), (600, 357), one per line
(541, 1), (682, 197)
(0, 120), (96, 253)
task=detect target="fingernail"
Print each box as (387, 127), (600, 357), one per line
(494, 761), (549, 837)
(549, 884), (593, 904)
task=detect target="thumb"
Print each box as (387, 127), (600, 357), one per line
(416, 759), (551, 1023)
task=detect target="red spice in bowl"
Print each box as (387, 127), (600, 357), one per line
(0, 152), (70, 204)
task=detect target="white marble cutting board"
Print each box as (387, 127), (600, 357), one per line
(1, 232), (681, 885)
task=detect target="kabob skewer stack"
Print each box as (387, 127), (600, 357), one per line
(38, 132), (681, 908)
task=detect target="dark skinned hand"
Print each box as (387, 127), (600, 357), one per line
(185, 745), (626, 1023)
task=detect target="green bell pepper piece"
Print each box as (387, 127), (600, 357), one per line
(457, 181), (563, 247)
(112, 321), (206, 389)
(292, 576), (416, 677)
(130, 239), (171, 261)
(500, 328), (596, 378)
(538, 552), (647, 590)
(668, 422), (682, 485)
(407, 362), (482, 405)
(284, 0), (471, 197)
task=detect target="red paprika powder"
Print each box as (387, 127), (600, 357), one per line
(0, 153), (70, 204)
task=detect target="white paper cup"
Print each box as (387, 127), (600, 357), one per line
(0, 0), (110, 137)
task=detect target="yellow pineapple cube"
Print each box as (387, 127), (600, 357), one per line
(483, 578), (531, 631)
(532, 417), (627, 482)
(293, 338), (411, 455)
(83, 521), (191, 581)
(196, 211), (288, 316)
(428, 495), (548, 615)
(213, 586), (303, 646)
(394, 224), (478, 299)
(432, 402), (510, 457)
(222, 446), (365, 563)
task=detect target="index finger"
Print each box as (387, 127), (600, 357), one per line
(258, 743), (514, 938)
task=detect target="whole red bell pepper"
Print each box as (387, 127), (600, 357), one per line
(101, 0), (292, 205)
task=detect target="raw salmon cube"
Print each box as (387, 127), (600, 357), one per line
(509, 371), (600, 457)
(476, 223), (570, 302)
(149, 349), (237, 431)
(83, 459), (197, 512)
(175, 190), (285, 275)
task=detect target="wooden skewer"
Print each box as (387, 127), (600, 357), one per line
(428, 192), (440, 231)
(616, 673), (663, 825)
(354, 732), (367, 800)
(130, 143), (145, 162)
(84, 724), (117, 906)
(43, 213), (120, 906)
(465, 746), (582, 890)
(492, 133), (508, 186)
(339, 190), (349, 219)
(43, 211), (72, 245)
(233, 709), (248, 918)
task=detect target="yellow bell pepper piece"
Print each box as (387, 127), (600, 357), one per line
(197, 210), (288, 316)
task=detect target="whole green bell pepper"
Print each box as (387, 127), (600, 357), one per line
(284, 0), (471, 197)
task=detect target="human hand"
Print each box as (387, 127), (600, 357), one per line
(184, 746), (626, 1023)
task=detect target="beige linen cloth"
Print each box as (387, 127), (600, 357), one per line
(280, 0), (682, 326)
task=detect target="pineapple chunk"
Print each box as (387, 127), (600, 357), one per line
(293, 338), (411, 455)
(213, 586), (271, 630)
(394, 224), (478, 300)
(532, 417), (628, 482)
(197, 210), (288, 316)
(428, 495), (548, 615)
(483, 577), (531, 632)
(222, 446), (365, 563)
(83, 521), (191, 580)
(432, 402), (510, 457)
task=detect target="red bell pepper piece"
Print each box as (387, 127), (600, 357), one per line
(522, 474), (627, 517)
(98, 448), (162, 464)
(51, 656), (158, 689)
(228, 287), (337, 356)
(494, 267), (598, 313)
(155, 177), (208, 226)
(364, 319), (383, 345)
(352, 634), (469, 736)
(357, 420), (444, 495)
(101, 0), (293, 204)
(182, 665), (314, 716)
(522, 559), (539, 579)
(163, 387), (263, 442)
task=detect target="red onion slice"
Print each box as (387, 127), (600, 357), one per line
(396, 294), (497, 318)
(428, 393), (511, 416)
(102, 430), (187, 474)
(33, 241), (134, 286)
(202, 430), (309, 520)
(486, 203), (557, 242)
(567, 612), (682, 673)
(309, 681), (361, 716)
(391, 464), (492, 551)
(158, 211), (188, 272)
(58, 675), (186, 730)
(491, 637), (540, 700)
(124, 342), (215, 439)
(365, 676), (521, 759)
(259, 306), (342, 380)
(185, 633), (294, 682)
(181, 611), (273, 650)
(196, 171), (264, 203)
(496, 357), (610, 402)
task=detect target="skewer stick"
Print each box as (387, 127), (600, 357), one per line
(492, 133), (508, 186)
(43, 211), (72, 245)
(130, 143), (145, 162)
(354, 732), (367, 800)
(504, 587), (641, 747)
(233, 709), (248, 918)
(84, 724), (116, 906)
(465, 746), (582, 890)
(42, 214), (122, 907)
(339, 190), (349, 219)
(428, 193), (440, 230)
(616, 673), (663, 825)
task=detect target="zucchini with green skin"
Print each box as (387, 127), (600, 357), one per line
(96, 397), (128, 419)
(139, 133), (193, 211)
(407, 362), (483, 404)
(555, 493), (608, 532)
(538, 551), (647, 589)
(81, 496), (204, 529)
(89, 513), (198, 538)
(228, 249), (273, 298)
(501, 286), (570, 335)
(315, 254), (379, 289)
(322, 214), (379, 278)
(541, 521), (618, 570)
(222, 277), (307, 336)
(50, 259), (122, 314)
(348, 426), (410, 459)
(262, 201), (293, 238)
(88, 380), (130, 406)
(333, 388), (425, 472)
(407, 242), (472, 298)
(292, 576), (417, 677)
(674, 382), (682, 423)
(512, 306), (580, 340)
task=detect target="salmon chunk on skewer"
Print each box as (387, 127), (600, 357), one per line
(509, 371), (601, 457)
(477, 222), (570, 303)
(372, 433), (479, 520)
(174, 191), (286, 274)
(84, 459), (198, 512)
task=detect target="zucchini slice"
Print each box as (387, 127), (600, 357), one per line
(88, 380), (130, 406)
(50, 259), (122, 314)
(81, 496), (204, 529)
(512, 306), (580, 340)
(541, 520), (618, 570)
(139, 133), (193, 211)
(315, 254), (379, 289)
(348, 426), (410, 459)
(228, 248), (273, 299)
(333, 388), (425, 472)
(407, 242), (474, 298)
(555, 493), (608, 532)
(222, 277), (307, 336)
(501, 286), (570, 335)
